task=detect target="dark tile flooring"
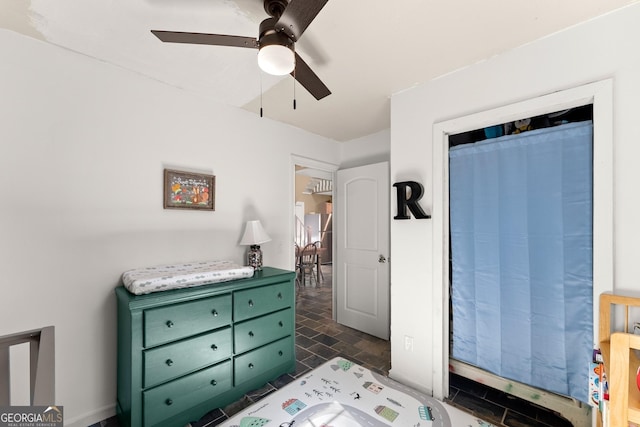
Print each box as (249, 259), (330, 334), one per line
(447, 373), (573, 427)
(95, 266), (574, 427)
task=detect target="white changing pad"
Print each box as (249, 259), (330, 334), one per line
(122, 260), (254, 295)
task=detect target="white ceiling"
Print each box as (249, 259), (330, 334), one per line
(2, 0), (636, 141)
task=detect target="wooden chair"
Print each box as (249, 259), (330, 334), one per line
(294, 243), (302, 288)
(299, 243), (318, 287)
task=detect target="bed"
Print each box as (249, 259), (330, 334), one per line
(121, 260), (254, 295)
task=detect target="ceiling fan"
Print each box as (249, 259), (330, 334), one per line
(151, 0), (331, 101)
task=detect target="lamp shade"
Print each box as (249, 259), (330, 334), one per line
(240, 220), (272, 246)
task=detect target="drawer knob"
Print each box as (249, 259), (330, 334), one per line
(278, 321), (283, 327)
(165, 399), (173, 406)
(211, 379), (217, 386)
(166, 359), (174, 366)
(248, 299), (254, 307)
(248, 363), (254, 369)
(211, 309), (218, 317)
(278, 350), (283, 357)
(211, 344), (218, 351)
(166, 320), (174, 328)
(248, 331), (254, 338)
(277, 292), (283, 299)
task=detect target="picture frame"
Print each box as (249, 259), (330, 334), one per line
(163, 169), (215, 211)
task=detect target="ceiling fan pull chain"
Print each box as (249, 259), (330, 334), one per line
(260, 71), (264, 118)
(293, 53), (297, 110)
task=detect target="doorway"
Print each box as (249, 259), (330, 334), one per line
(448, 107), (594, 425)
(291, 158), (391, 341)
(294, 164), (334, 288)
(431, 80), (614, 425)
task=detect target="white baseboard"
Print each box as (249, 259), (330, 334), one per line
(388, 367), (432, 397)
(64, 403), (115, 427)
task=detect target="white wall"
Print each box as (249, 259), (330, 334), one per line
(389, 3), (640, 397)
(0, 30), (341, 426)
(340, 128), (390, 169)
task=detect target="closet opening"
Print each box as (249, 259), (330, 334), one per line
(449, 104), (593, 147)
(447, 104), (594, 427)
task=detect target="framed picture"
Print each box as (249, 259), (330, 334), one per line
(163, 169), (215, 210)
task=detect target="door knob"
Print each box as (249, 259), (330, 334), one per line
(378, 254), (387, 263)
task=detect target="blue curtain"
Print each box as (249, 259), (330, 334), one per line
(449, 121), (593, 403)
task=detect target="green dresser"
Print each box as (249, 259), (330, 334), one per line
(116, 267), (296, 427)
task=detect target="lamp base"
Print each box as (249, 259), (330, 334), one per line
(247, 245), (263, 271)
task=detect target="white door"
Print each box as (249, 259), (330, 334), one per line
(336, 162), (390, 340)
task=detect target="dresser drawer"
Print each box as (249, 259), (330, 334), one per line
(144, 327), (232, 388)
(234, 336), (294, 385)
(144, 294), (231, 347)
(234, 308), (293, 354)
(143, 360), (231, 427)
(233, 282), (293, 322)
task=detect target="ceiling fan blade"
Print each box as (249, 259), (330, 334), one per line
(151, 30), (258, 49)
(292, 53), (330, 100)
(276, 0), (329, 41)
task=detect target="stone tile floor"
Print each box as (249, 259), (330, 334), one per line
(96, 266), (574, 427)
(447, 373), (574, 427)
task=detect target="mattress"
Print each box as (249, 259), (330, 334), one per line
(122, 260), (254, 295)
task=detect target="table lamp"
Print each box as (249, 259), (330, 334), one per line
(240, 220), (271, 270)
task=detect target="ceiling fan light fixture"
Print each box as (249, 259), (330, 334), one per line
(152, 0), (331, 100)
(257, 28), (295, 76)
(258, 43), (295, 75)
